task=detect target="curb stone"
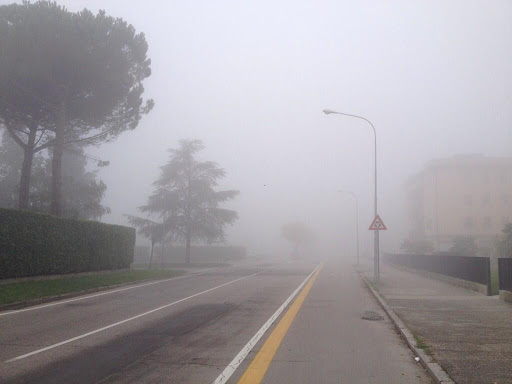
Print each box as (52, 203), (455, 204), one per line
(361, 276), (455, 384)
(500, 290), (512, 304)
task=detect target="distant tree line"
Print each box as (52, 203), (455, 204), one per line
(401, 231), (512, 258)
(496, 223), (512, 258)
(400, 237), (477, 256)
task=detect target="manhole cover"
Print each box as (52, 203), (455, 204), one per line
(362, 311), (384, 321)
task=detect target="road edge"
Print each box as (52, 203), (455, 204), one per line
(361, 275), (455, 384)
(212, 264), (321, 384)
(0, 272), (185, 312)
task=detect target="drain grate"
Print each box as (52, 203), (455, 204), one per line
(362, 311), (384, 321)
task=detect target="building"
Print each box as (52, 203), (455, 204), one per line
(406, 155), (512, 252)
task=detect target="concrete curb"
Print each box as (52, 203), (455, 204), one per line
(500, 289), (512, 304)
(0, 273), (183, 312)
(361, 276), (455, 384)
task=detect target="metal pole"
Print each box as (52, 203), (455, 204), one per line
(355, 195), (360, 265)
(325, 110), (378, 281)
(373, 129), (379, 282)
(340, 190), (360, 265)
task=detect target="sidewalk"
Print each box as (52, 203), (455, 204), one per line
(257, 260), (432, 384)
(363, 263), (512, 384)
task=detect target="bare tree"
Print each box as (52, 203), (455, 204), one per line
(125, 215), (167, 269)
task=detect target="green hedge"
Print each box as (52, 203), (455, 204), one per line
(0, 208), (135, 279)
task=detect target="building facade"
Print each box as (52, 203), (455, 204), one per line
(406, 155), (512, 252)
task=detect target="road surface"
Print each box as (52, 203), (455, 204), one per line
(0, 259), (431, 383)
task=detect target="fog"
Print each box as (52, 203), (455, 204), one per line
(4, 0), (512, 259)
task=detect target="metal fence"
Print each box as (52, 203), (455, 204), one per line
(498, 258), (512, 292)
(384, 253), (491, 287)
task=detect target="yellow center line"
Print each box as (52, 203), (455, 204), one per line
(237, 265), (323, 384)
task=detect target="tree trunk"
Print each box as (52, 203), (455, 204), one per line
(18, 128), (37, 210)
(185, 232), (191, 264)
(160, 239), (165, 269)
(149, 240), (154, 269)
(51, 97), (67, 216)
(185, 155), (192, 265)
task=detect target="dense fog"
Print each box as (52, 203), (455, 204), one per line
(2, 0), (512, 260)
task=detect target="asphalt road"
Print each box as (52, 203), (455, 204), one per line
(0, 259), (432, 383)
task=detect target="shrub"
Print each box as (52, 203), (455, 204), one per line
(449, 236), (477, 256)
(0, 208), (135, 279)
(400, 238), (434, 254)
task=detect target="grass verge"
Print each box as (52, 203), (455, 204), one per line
(414, 334), (433, 356)
(131, 262), (229, 269)
(0, 269), (183, 306)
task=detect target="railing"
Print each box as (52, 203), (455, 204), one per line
(498, 258), (512, 292)
(384, 253), (491, 289)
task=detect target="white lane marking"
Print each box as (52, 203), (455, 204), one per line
(212, 264), (320, 384)
(5, 271), (262, 363)
(0, 268), (220, 317)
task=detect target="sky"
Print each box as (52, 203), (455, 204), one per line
(3, 0), (512, 258)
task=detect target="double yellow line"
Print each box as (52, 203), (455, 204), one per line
(237, 265), (323, 384)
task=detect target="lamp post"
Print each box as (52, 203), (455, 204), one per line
(324, 109), (379, 281)
(338, 190), (360, 265)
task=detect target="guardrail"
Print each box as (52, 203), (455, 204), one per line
(384, 253), (491, 295)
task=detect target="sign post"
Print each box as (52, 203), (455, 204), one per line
(369, 215), (387, 282)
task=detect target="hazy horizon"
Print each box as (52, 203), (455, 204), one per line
(2, 0), (512, 258)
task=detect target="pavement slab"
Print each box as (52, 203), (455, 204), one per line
(372, 263), (512, 384)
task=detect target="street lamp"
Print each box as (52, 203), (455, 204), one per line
(338, 190), (359, 265)
(323, 109), (380, 281)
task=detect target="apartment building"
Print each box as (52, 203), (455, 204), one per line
(406, 155), (512, 251)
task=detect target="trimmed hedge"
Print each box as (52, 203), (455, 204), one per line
(0, 208), (135, 279)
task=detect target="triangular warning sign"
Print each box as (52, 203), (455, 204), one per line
(369, 214), (387, 230)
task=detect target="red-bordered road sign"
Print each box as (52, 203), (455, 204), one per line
(369, 214), (387, 230)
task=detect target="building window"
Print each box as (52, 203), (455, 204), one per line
(464, 217), (474, 229)
(464, 195), (472, 206)
(482, 193), (491, 206)
(483, 217), (492, 229)
(503, 195), (510, 206)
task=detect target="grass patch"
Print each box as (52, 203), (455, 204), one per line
(131, 262), (229, 269)
(0, 269), (183, 306)
(414, 334), (433, 356)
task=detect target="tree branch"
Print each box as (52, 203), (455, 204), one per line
(5, 125), (27, 150)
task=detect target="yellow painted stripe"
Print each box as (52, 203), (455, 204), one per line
(237, 265), (323, 384)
